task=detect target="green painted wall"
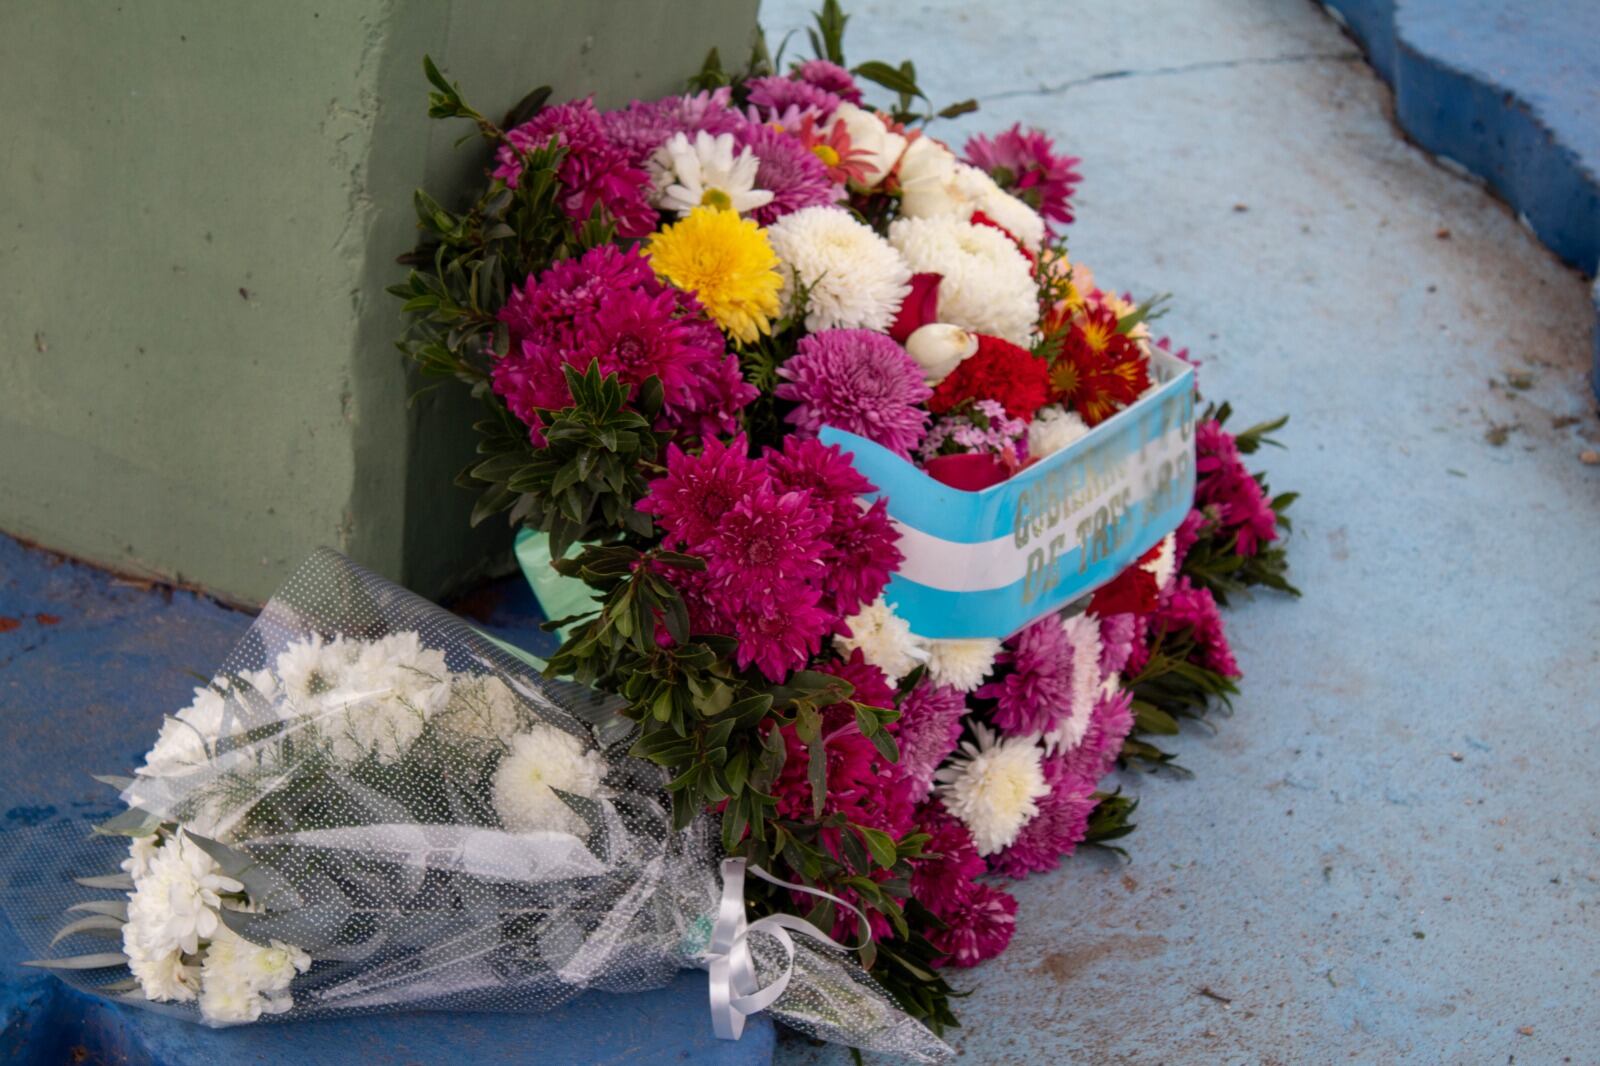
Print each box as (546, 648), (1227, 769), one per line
(0, 0), (758, 604)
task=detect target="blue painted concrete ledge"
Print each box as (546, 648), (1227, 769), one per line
(1320, 0), (1600, 398)
(0, 534), (774, 1065)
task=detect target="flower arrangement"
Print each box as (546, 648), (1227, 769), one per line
(384, 0), (1299, 1039)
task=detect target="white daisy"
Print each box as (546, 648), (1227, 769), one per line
(835, 598), (926, 682)
(764, 206), (912, 332)
(651, 131), (774, 217)
(492, 724), (608, 836)
(923, 637), (1001, 693)
(888, 216), (1037, 345)
(1027, 404), (1091, 460)
(125, 830), (241, 959)
(935, 724), (1050, 856)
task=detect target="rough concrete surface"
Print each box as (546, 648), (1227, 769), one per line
(756, 0), (1600, 1062)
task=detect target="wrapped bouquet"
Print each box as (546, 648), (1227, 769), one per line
(4, 550), (950, 1060)
(386, 0), (1298, 1040)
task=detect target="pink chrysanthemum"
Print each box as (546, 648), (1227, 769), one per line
(978, 617), (1080, 736)
(897, 683), (969, 801)
(1057, 687), (1135, 783)
(735, 121), (839, 224)
(1173, 508), (1208, 570)
(601, 88), (748, 166)
(776, 330), (932, 458)
(745, 75), (843, 120)
(639, 435), (768, 550)
(989, 759), (1098, 878)
(962, 123), (1082, 230)
(910, 801), (987, 915)
(495, 99), (655, 237)
(929, 881), (1018, 968)
(1097, 612), (1140, 678)
(794, 59), (863, 104)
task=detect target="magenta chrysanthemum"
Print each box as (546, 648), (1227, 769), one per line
(766, 436), (901, 618)
(1159, 577), (1240, 678)
(989, 759), (1098, 878)
(702, 482), (830, 590)
(978, 617), (1080, 736)
(745, 75), (843, 120)
(794, 59), (863, 104)
(727, 581), (834, 681)
(910, 801), (987, 915)
(493, 246), (748, 444)
(639, 435), (767, 549)
(1097, 612), (1139, 677)
(962, 123), (1082, 230)
(735, 121), (838, 224)
(602, 88), (748, 166)
(775, 330), (932, 458)
(1195, 420), (1278, 557)
(929, 881), (1018, 968)
(494, 99), (655, 237)
(896, 683), (969, 801)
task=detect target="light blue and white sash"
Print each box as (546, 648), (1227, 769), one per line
(820, 348), (1196, 640)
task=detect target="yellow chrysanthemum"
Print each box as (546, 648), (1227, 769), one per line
(647, 206), (783, 344)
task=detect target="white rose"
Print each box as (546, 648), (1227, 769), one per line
(906, 323), (979, 384)
(828, 103), (906, 189)
(896, 136), (963, 218)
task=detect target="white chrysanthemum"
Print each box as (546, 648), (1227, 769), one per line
(492, 724), (608, 835)
(122, 833), (162, 880)
(138, 683), (232, 778)
(825, 103), (906, 187)
(934, 724), (1050, 856)
(835, 598), (925, 682)
(764, 206), (912, 332)
(953, 163), (1046, 251)
(197, 923), (310, 1024)
(923, 637), (1001, 693)
(1027, 405), (1091, 460)
(651, 131), (774, 217)
(314, 632), (452, 765)
(434, 675), (524, 743)
(122, 924), (200, 1003)
(125, 830), (241, 959)
(888, 216), (1036, 345)
(1043, 613), (1105, 754)
(1142, 533), (1177, 591)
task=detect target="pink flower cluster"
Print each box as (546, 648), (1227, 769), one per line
(1194, 419), (1278, 557)
(494, 99), (656, 237)
(962, 122), (1083, 229)
(917, 399), (1028, 463)
(640, 435), (901, 680)
(492, 246), (754, 444)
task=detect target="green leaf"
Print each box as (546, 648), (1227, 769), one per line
(851, 60), (924, 100)
(22, 952), (128, 970)
(50, 914), (124, 947)
(855, 825), (898, 870)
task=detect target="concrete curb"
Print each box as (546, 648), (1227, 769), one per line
(1320, 0), (1600, 398)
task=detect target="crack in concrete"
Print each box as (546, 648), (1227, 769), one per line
(982, 50), (1363, 102)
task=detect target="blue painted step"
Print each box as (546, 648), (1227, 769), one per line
(0, 534), (773, 1065)
(1322, 0), (1600, 398)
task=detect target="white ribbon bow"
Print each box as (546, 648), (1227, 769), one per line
(700, 857), (871, 1041)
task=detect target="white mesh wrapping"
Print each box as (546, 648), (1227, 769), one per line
(0, 549), (950, 1062)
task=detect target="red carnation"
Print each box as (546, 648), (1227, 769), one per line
(928, 334), (1051, 421)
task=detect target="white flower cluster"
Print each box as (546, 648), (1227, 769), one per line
(276, 631), (453, 765)
(838, 599), (1002, 693)
(197, 923), (311, 1024)
(1027, 404), (1092, 460)
(895, 135), (1046, 250)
